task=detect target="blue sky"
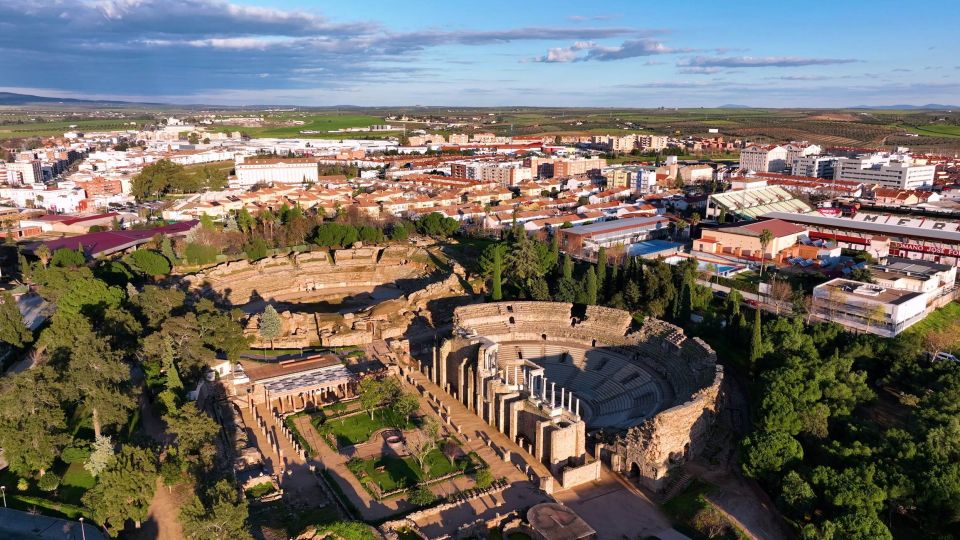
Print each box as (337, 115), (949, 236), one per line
(0, 0), (957, 107)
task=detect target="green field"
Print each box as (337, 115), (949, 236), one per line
(905, 124), (960, 138)
(209, 113), (402, 139)
(0, 118), (148, 139)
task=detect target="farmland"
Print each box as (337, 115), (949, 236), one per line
(206, 112), (406, 139)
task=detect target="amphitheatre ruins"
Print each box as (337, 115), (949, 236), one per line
(423, 301), (725, 491)
(179, 246), (727, 536)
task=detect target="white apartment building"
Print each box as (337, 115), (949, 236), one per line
(783, 143), (821, 165)
(6, 161), (43, 185)
(739, 145), (788, 173)
(233, 157), (319, 188)
(792, 156), (838, 178)
(812, 278), (928, 337)
(0, 185), (88, 213)
(834, 154), (936, 190)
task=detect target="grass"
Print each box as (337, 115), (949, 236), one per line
(903, 301), (960, 349)
(347, 447), (466, 494)
(242, 346), (326, 359)
(662, 480), (749, 540)
(208, 113), (399, 139)
(0, 118), (149, 140)
(317, 408), (415, 448)
(905, 124), (960, 138)
(245, 482), (277, 499)
(284, 412), (315, 457)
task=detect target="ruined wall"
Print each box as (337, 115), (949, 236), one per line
(183, 246), (431, 305)
(560, 460), (602, 489)
(614, 365), (724, 491)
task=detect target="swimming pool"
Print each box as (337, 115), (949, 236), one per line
(663, 256), (741, 276)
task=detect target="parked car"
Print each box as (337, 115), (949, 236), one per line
(713, 290), (728, 299)
(745, 299), (760, 308)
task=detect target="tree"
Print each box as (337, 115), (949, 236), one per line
(475, 467), (493, 489)
(561, 253), (573, 280)
(407, 419), (441, 477)
(35, 243), (51, 268)
(596, 247), (607, 289)
(0, 367), (69, 475)
(82, 445), (158, 536)
(179, 480), (252, 540)
(750, 306), (763, 365)
(395, 392), (420, 421)
(55, 321), (133, 439)
(128, 249), (172, 277)
(416, 212), (459, 238)
(584, 267), (598, 305)
(409, 485), (435, 506)
(244, 237), (268, 261)
(258, 305), (282, 350)
(757, 228), (774, 278)
(131, 159), (191, 200)
(85, 434), (116, 477)
(479, 243), (507, 301)
(769, 278), (794, 316)
(51, 246), (86, 268)
(740, 430), (803, 479)
(165, 402), (220, 469)
(924, 325), (959, 358)
(0, 291), (31, 348)
(358, 378), (384, 419)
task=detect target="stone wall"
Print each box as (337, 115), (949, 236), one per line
(183, 246), (432, 305)
(560, 459), (602, 489)
(612, 365), (724, 491)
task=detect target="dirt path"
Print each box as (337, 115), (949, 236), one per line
(122, 395), (184, 540)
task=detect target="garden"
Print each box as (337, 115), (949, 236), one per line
(346, 446), (478, 495)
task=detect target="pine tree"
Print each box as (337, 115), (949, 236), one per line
(584, 267), (598, 305)
(0, 292), (32, 348)
(750, 306), (763, 365)
(258, 305), (282, 350)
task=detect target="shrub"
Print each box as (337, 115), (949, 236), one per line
(38, 473), (60, 492)
(409, 486), (435, 506)
(61, 443), (92, 464)
(17, 478), (29, 491)
(244, 237), (269, 261)
(183, 243), (219, 265)
(475, 467), (493, 489)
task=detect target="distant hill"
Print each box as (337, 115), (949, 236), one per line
(717, 104), (753, 109)
(849, 104), (958, 110)
(0, 92), (161, 106)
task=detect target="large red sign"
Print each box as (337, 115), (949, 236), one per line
(891, 242), (960, 257)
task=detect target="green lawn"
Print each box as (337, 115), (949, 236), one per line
(348, 447), (467, 493)
(317, 409), (415, 448)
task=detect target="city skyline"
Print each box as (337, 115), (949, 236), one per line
(1, 0), (959, 107)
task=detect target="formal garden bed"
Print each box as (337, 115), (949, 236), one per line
(315, 408), (418, 449)
(345, 446), (481, 498)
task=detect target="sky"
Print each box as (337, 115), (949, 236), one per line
(0, 0), (958, 107)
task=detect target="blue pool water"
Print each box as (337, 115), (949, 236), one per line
(626, 240), (684, 257)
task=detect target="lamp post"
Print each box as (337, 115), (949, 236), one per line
(1, 485), (6, 508)
(79, 517), (86, 540)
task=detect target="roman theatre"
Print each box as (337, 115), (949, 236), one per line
(423, 301), (724, 491)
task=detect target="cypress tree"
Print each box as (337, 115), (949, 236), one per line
(749, 306), (763, 365)
(562, 253), (573, 280)
(597, 246), (607, 287)
(491, 245), (503, 301)
(679, 280), (693, 323)
(585, 267), (598, 305)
